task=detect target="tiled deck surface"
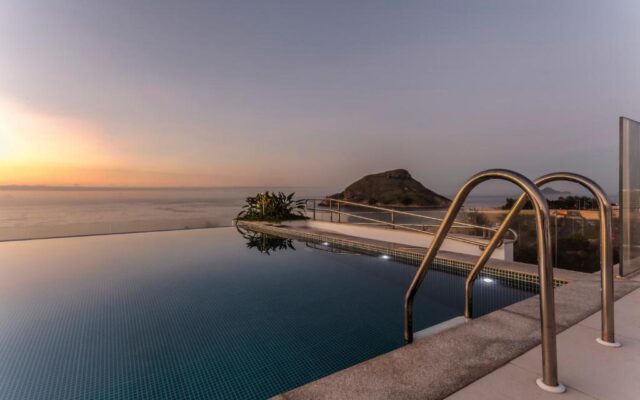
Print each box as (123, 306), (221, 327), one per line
(447, 277), (640, 400)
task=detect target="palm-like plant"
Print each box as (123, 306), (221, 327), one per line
(236, 191), (307, 222)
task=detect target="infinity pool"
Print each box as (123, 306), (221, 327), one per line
(0, 227), (535, 399)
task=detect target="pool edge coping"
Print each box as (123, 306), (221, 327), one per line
(237, 220), (588, 287)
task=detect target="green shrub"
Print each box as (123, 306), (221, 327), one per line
(236, 191), (307, 222)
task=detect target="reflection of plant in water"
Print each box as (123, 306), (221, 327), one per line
(236, 226), (296, 255)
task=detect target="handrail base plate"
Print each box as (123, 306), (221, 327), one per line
(536, 378), (566, 394)
(596, 337), (621, 348)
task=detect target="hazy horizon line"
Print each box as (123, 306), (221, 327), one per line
(0, 185), (617, 199)
(0, 184), (328, 192)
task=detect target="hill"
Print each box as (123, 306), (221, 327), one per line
(541, 187), (572, 196)
(327, 169), (451, 208)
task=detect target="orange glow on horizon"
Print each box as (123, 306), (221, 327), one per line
(0, 98), (121, 166)
(0, 96), (295, 187)
(0, 97), (251, 187)
(1, 162), (248, 187)
(0, 97), (127, 185)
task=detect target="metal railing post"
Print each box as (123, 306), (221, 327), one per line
(312, 199), (316, 220)
(391, 210), (395, 229)
(464, 172), (618, 348)
(403, 169), (564, 393)
(329, 199), (333, 222)
(554, 211), (558, 268)
(337, 202), (341, 223)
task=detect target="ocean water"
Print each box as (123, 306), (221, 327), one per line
(0, 187), (330, 241)
(0, 187), (552, 242)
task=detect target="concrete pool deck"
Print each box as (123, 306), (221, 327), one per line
(272, 279), (639, 400)
(448, 280), (640, 400)
(240, 221), (640, 400)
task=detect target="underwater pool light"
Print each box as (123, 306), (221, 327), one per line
(482, 277), (494, 283)
(381, 255), (391, 260)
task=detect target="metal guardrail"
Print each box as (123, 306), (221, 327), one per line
(464, 172), (619, 348)
(304, 197), (518, 249)
(403, 169), (564, 393)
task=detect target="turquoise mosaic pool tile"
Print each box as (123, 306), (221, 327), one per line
(0, 227), (537, 399)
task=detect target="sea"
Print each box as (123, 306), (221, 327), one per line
(0, 188), (608, 242)
(0, 187), (330, 241)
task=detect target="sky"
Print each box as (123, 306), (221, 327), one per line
(1, 1), (639, 194)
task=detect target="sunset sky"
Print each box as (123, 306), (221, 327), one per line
(1, 1), (639, 193)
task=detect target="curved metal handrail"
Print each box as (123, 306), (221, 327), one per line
(464, 172), (618, 347)
(403, 169), (563, 392)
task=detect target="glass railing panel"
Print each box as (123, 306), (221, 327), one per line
(619, 117), (640, 276)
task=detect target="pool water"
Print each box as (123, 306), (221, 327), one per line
(0, 228), (535, 399)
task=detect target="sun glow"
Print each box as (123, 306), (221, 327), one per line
(0, 97), (124, 185)
(0, 98), (117, 164)
(0, 97), (268, 187)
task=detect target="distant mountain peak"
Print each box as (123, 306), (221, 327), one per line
(379, 169), (412, 179)
(541, 187), (572, 195)
(327, 169), (451, 208)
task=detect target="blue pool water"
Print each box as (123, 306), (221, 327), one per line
(0, 228), (535, 399)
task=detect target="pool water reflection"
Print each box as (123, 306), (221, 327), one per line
(0, 227), (535, 400)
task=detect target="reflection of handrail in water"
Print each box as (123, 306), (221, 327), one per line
(304, 197), (518, 248)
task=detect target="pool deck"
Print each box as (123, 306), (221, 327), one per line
(447, 278), (640, 400)
(239, 222), (640, 400)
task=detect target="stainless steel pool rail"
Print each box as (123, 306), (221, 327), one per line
(464, 172), (619, 347)
(403, 169), (564, 393)
(304, 198), (518, 248)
